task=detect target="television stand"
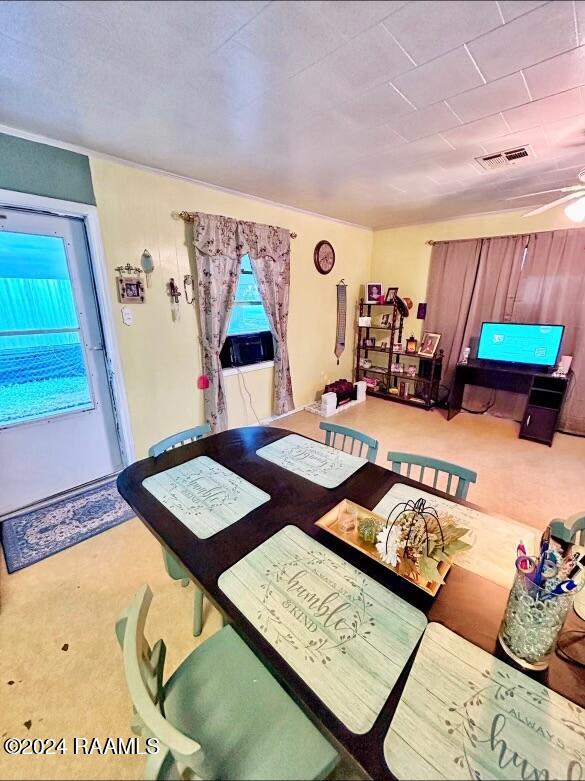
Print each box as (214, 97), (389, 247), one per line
(448, 359), (570, 446)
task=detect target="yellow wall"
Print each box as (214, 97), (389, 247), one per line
(371, 206), (578, 340)
(90, 158), (372, 457)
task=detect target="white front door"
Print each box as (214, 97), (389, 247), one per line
(0, 208), (123, 515)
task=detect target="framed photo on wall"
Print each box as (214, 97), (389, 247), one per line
(366, 282), (383, 303)
(418, 331), (441, 358)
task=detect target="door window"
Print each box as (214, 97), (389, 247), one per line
(0, 231), (93, 426)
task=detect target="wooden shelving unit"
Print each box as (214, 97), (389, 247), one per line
(354, 299), (443, 410)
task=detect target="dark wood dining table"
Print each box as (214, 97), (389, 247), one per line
(117, 425), (585, 780)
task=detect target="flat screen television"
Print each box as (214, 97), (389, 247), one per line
(477, 322), (564, 368)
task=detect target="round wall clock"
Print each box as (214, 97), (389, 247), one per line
(314, 240), (335, 274)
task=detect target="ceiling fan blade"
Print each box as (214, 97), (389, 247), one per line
(506, 185), (584, 200)
(523, 191), (584, 217)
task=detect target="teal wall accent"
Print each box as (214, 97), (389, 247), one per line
(0, 133), (96, 205)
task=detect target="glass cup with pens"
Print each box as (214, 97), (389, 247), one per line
(498, 530), (585, 671)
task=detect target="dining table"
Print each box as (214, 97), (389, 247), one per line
(117, 425), (585, 780)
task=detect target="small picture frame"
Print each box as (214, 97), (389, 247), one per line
(391, 362), (402, 373)
(393, 342), (403, 354)
(117, 275), (145, 304)
(380, 313), (390, 327)
(366, 282), (384, 303)
(418, 331), (441, 358)
(363, 337), (376, 348)
(407, 365), (417, 378)
(385, 286), (398, 303)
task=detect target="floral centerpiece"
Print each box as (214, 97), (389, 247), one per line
(373, 498), (472, 585)
(358, 498), (471, 583)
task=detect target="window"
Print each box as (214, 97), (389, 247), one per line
(221, 255), (274, 371)
(227, 255), (271, 336)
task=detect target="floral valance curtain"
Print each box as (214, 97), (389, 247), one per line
(192, 212), (294, 432)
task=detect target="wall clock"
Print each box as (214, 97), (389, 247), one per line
(314, 240), (335, 274)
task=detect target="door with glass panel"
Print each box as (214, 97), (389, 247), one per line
(0, 208), (123, 515)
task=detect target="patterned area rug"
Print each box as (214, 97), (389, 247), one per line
(1, 479), (134, 573)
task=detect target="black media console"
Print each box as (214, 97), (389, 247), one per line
(448, 359), (570, 446)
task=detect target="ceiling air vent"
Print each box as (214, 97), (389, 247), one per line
(475, 145), (533, 171)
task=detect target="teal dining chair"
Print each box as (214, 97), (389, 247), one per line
(319, 422), (379, 463)
(149, 424), (211, 637)
(387, 451), (477, 499)
(548, 511), (585, 546)
(116, 585), (339, 781)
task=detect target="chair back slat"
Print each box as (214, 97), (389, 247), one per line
(548, 513), (585, 547)
(319, 422), (378, 463)
(149, 424), (211, 458)
(387, 451), (477, 500)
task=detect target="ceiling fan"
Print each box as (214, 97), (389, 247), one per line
(506, 167), (585, 220)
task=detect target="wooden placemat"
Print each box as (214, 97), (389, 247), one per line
(218, 525), (427, 734)
(384, 623), (585, 780)
(256, 434), (367, 488)
(142, 456), (270, 539)
(374, 483), (537, 589)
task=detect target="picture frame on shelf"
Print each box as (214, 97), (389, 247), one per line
(407, 365), (417, 378)
(380, 313), (390, 327)
(384, 286), (398, 303)
(363, 337), (376, 348)
(366, 282), (384, 303)
(393, 342), (403, 353)
(391, 362), (402, 373)
(418, 331), (441, 358)
(358, 316), (371, 327)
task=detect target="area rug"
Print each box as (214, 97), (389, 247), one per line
(0, 479), (134, 573)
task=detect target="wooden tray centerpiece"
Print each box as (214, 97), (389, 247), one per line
(315, 497), (472, 595)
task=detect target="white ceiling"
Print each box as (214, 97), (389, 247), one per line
(2, 0), (585, 228)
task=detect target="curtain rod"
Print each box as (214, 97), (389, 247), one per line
(178, 211), (297, 239)
(426, 230), (540, 245)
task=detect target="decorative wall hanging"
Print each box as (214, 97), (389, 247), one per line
(167, 277), (181, 321)
(140, 250), (154, 287)
(334, 278), (347, 365)
(314, 240), (335, 274)
(183, 274), (195, 304)
(115, 264), (145, 304)
(417, 302), (427, 319)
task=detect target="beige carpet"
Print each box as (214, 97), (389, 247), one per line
(1, 401), (584, 779)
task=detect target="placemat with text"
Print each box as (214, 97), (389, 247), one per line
(256, 434), (367, 488)
(218, 525), (427, 734)
(142, 456), (270, 539)
(384, 622), (585, 779)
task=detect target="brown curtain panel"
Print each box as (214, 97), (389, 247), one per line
(424, 239), (482, 390)
(461, 234), (529, 416)
(512, 229), (585, 435)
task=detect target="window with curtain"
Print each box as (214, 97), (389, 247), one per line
(226, 254), (270, 338)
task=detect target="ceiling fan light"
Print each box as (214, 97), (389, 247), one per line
(564, 195), (585, 222)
